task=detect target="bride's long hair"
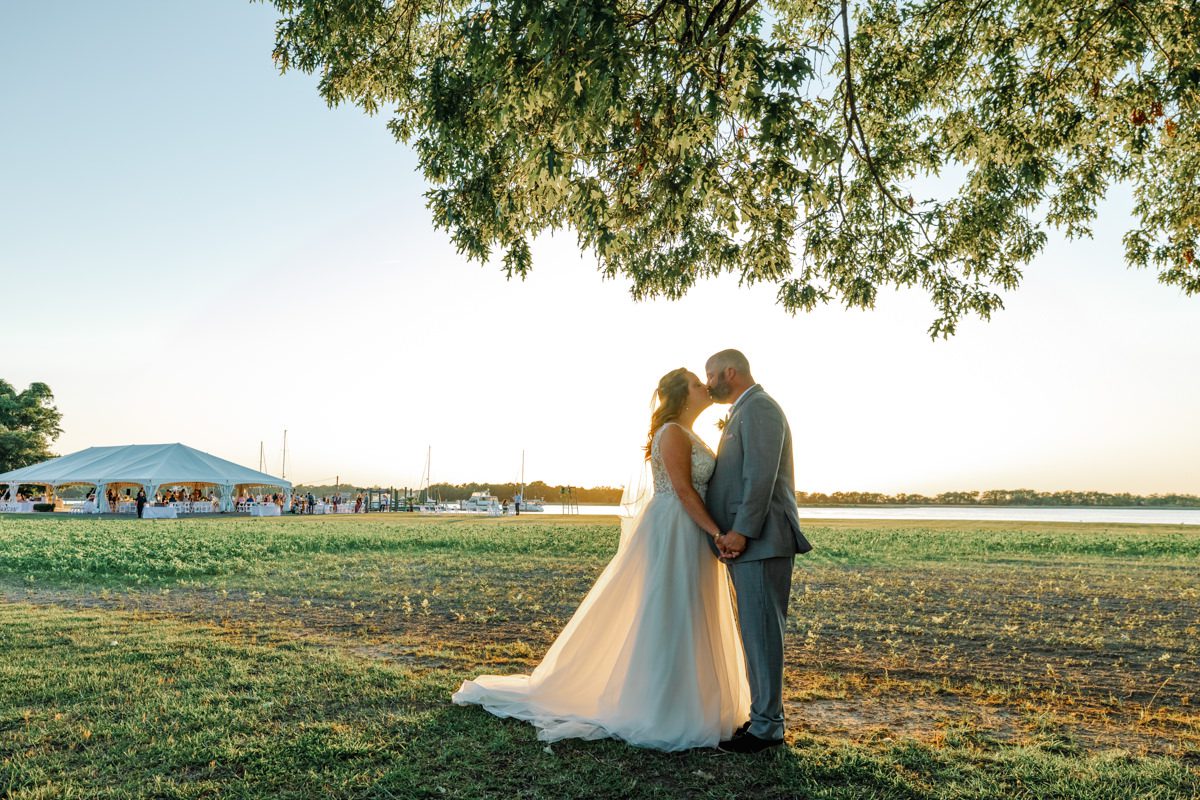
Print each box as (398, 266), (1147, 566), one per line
(645, 368), (691, 460)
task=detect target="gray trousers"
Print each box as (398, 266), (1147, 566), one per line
(727, 556), (794, 740)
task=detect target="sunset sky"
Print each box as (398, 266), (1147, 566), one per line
(4, 2), (1198, 495)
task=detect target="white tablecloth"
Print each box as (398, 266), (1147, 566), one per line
(249, 504), (281, 517)
(0, 502), (35, 513)
(141, 506), (178, 519)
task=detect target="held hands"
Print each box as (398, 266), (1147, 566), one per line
(715, 531), (747, 561)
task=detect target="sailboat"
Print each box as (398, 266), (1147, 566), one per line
(416, 446), (445, 512)
(516, 450), (544, 513)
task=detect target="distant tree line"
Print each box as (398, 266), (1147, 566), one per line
(291, 483), (1198, 508)
(426, 482), (623, 504)
(292, 481), (624, 504)
(795, 490), (1200, 508)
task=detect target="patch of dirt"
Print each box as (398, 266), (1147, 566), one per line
(789, 695), (1022, 742)
(0, 583), (548, 666)
(786, 694), (1196, 757)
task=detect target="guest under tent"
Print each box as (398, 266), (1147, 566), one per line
(0, 443), (292, 514)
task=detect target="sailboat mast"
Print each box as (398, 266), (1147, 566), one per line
(421, 446), (432, 501)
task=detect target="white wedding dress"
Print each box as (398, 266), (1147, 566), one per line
(452, 423), (750, 751)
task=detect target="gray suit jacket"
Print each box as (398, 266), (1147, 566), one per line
(706, 385), (812, 561)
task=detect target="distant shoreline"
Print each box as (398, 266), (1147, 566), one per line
(794, 503), (1200, 510)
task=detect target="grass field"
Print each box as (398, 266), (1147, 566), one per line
(0, 513), (1196, 799)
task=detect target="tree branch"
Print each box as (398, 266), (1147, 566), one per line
(839, 0), (913, 219)
(626, 0), (672, 30)
(700, 0), (732, 42)
(1118, 0), (1174, 68)
(718, 0), (758, 38)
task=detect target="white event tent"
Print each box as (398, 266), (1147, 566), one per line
(0, 443), (292, 513)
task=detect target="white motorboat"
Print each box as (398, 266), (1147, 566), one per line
(518, 497), (545, 512)
(463, 491), (502, 513)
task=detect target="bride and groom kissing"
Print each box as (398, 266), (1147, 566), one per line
(454, 349), (812, 753)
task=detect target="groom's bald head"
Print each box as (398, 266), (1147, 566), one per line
(706, 349), (751, 376)
(705, 349), (754, 403)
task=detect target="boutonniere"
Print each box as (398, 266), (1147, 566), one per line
(717, 413), (732, 432)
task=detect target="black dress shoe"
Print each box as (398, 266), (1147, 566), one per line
(732, 721), (751, 739)
(718, 733), (784, 754)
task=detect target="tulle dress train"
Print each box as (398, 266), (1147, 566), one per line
(452, 425), (750, 751)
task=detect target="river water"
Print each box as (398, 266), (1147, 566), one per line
(540, 504), (1200, 525)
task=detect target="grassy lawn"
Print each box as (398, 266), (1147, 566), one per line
(0, 514), (1197, 798)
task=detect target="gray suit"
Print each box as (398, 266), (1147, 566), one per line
(706, 385), (811, 740)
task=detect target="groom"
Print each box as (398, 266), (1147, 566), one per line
(705, 349), (812, 753)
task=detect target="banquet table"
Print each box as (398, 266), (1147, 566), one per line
(141, 505), (178, 520)
(249, 504), (281, 517)
(0, 502), (35, 513)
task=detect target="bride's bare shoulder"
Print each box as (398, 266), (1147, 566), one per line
(656, 422), (691, 452)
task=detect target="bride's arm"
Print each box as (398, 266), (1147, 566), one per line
(659, 425), (722, 540)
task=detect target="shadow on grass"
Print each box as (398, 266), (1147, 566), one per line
(368, 703), (919, 800)
(369, 704), (1200, 800)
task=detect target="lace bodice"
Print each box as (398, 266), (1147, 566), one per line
(650, 423), (716, 497)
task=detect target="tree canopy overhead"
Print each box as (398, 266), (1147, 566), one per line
(268, 0), (1200, 335)
(0, 381), (62, 474)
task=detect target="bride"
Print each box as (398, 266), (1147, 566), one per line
(452, 368), (750, 751)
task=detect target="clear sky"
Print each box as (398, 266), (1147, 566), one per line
(3, 2), (1198, 495)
